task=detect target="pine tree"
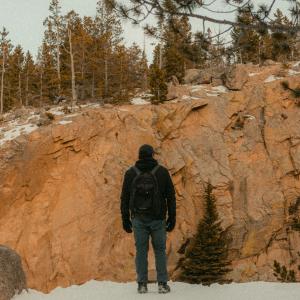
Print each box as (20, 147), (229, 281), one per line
(149, 44), (167, 103)
(191, 31), (211, 68)
(0, 27), (12, 113)
(95, 0), (123, 99)
(43, 0), (64, 95)
(178, 182), (232, 286)
(162, 16), (191, 82)
(7, 45), (25, 107)
(270, 9), (295, 62)
(23, 51), (37, 106)
(231, 6), (260, 64)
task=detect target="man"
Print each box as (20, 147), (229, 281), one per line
(120, 144), (176, 294)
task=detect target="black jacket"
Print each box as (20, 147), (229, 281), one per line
(120, 157), (176, 221)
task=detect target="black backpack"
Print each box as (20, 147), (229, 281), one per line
(129, 165), (161, 216)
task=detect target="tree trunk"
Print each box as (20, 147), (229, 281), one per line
(40, 71), (43, 108)
(0, 46), (6, 115)
(25, 69), (29, 106)
(18, 61), (22, 106)
(56, 42), (61, 95)
(91, 71), (95, 99)
(104, 56), (108, 99)
(68, 26), (77, 108)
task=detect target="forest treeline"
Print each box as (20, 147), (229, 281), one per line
(0, 0), (148, 113)
(0, 1), (299, 113)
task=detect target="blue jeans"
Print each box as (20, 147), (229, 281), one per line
(132, 217), (169, 283)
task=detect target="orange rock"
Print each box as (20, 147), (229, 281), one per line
(1, 65), (300, 292)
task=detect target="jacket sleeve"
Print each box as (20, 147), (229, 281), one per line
(120, 169), (131, 221)
(165, 169), (176, 220)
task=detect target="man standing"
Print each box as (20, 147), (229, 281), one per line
(120, 144), (176, 294)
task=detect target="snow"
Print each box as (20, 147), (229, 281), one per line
(64, 113), (81, 118)
(288, 69), (300, 76)
(191, 85), (205, 92)
(14, 280), (300, 300)
(264, 75), (283, 83)
(182, 95), (191, 100)
(249, 72), (261, 77)
(211, 85), (228, 93)
(130, 97), (151, 105)
(48, 106), (65, 116)
(206, 93), (219, 97)
(293, 61), (300, 67)
(58, 120), (73, 125)
(0, 123), (38, 146)
(80, 103), (102, 108)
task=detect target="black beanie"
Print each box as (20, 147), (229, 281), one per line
(138, 144), (154, 159)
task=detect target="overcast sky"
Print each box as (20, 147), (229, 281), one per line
(0, 0), (291, 62)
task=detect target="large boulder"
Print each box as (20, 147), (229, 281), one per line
(223, 64), (249, 90)
(0, 245), (27, 300)
(184, 67), (226, 85)
(184, 69), (211, 84)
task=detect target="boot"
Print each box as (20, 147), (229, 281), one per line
(158, 282), (171, 293)
(137, 282), (148, 294)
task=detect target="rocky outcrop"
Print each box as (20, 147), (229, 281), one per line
(223, 64), (249, 90)
(1, 64), (300, 292)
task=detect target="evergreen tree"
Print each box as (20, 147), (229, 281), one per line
(191, 31), (211, 68)
(231, 6), (260, 64)
(23, 51), (37, 106)
(95, 0), (123, 99)
(149, 44), (167, 103)
(178, 182), (232, 286)
(0, 27), (12, 113)
(43, 0), (64, 95)
(7, 45), (25, 107)
(270, 9), (296, 62)
(162, 16), (192, 82)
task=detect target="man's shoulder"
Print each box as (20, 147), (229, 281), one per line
(157, 164), (168, 172)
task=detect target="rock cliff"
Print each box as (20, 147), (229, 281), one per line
(1, 63), (300, 292)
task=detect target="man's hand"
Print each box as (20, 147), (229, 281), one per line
(122, 218), (133, 233)
(166, 217), (176, 232)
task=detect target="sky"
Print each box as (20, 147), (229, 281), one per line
(0, 0), (292, 63)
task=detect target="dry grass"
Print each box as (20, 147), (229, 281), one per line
(0, 245), (27, 300)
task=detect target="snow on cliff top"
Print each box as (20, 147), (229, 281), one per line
(14, 280), (300, 300)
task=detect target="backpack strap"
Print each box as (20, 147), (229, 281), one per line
(132, 166), (142, 176)
(151, 164), (160, 175)
(131, 164), (160, 176)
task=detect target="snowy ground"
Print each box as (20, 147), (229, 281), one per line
(14, 280), (300, 300)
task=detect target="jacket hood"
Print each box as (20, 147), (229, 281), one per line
(135, 156), (158, 171)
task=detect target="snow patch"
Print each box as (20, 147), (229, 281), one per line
(130, 97), (151, 105)
(288, 69), (300, 76)
(58, 120), (73, 125)
(264, 75), (283, 83)
(0, 123), (38, 146)
(48, 106), (65, 116)
(14, 280), (300, 300)
(206, 93), (219, 97)
(80, 103), (102, 108)
(249, 72), (261, 77)
(293, 61), (300, 67)
(211, 85), (228, 93)
(64, 113), (81, 118)
(191, 85), (205, 92)
(182, 95), (191, 100)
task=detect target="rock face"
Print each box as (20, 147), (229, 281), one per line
(1, 64), (300, 292)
